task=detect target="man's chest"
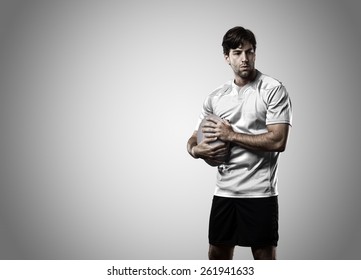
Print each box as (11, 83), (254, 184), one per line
(212, 89), (268, 133)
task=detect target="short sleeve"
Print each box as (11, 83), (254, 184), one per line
(265, 85), (293, 126)
(194, 95), (213, 131)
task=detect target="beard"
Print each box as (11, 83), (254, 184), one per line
(239, 70), (252, 78)
(237, 68), (255, 79)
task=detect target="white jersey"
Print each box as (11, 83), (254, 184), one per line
(196, 70), (292, 198)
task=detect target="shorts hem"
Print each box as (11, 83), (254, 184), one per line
(209, 240), (278, 248)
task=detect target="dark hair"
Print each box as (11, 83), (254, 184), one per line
(222, 26), (257, 55)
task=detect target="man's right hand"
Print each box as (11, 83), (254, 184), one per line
(193, 138), (230, 166)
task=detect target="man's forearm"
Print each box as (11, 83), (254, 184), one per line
(227, 124), (290, 152)
(187, 133), (198, 158)
(228, 131), (285, 152)
(203, 116), (290, 153)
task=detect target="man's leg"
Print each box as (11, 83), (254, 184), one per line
(208, 244), (235, 260)
(251, 245), (276, 260)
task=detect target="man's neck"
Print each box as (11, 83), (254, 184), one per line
(234, 70), (257, 87)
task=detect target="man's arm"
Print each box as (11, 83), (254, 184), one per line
(203, 116), (290, 152)
(228, 123), (290, 152)
(187, 131), (199, 158)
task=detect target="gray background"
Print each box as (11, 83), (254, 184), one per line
(0, 0), (360, 259)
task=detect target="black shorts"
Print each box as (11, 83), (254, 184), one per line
(209, 195), (279, 247)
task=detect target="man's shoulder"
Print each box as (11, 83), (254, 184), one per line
(256, 71), (283, 91)
(209, 81), (233, 97)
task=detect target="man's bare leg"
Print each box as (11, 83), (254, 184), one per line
(251, 245), (276, 260)
(208, 244), (235, 260)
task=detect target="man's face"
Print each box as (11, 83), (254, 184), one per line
(225, 41), (256, 80)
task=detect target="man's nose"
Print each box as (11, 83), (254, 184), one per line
(241, 52), (248, 62)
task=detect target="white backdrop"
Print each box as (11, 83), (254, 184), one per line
(0, 0), (360, 259)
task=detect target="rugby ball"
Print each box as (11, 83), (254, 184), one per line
(197, 114), (230, 166)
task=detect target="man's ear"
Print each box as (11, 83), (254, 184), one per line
(224, 54), (230, 65)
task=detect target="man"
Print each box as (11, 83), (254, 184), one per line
(187, 26), (292, 260)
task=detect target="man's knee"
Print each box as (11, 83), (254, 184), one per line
(208, 244), (235, 260)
